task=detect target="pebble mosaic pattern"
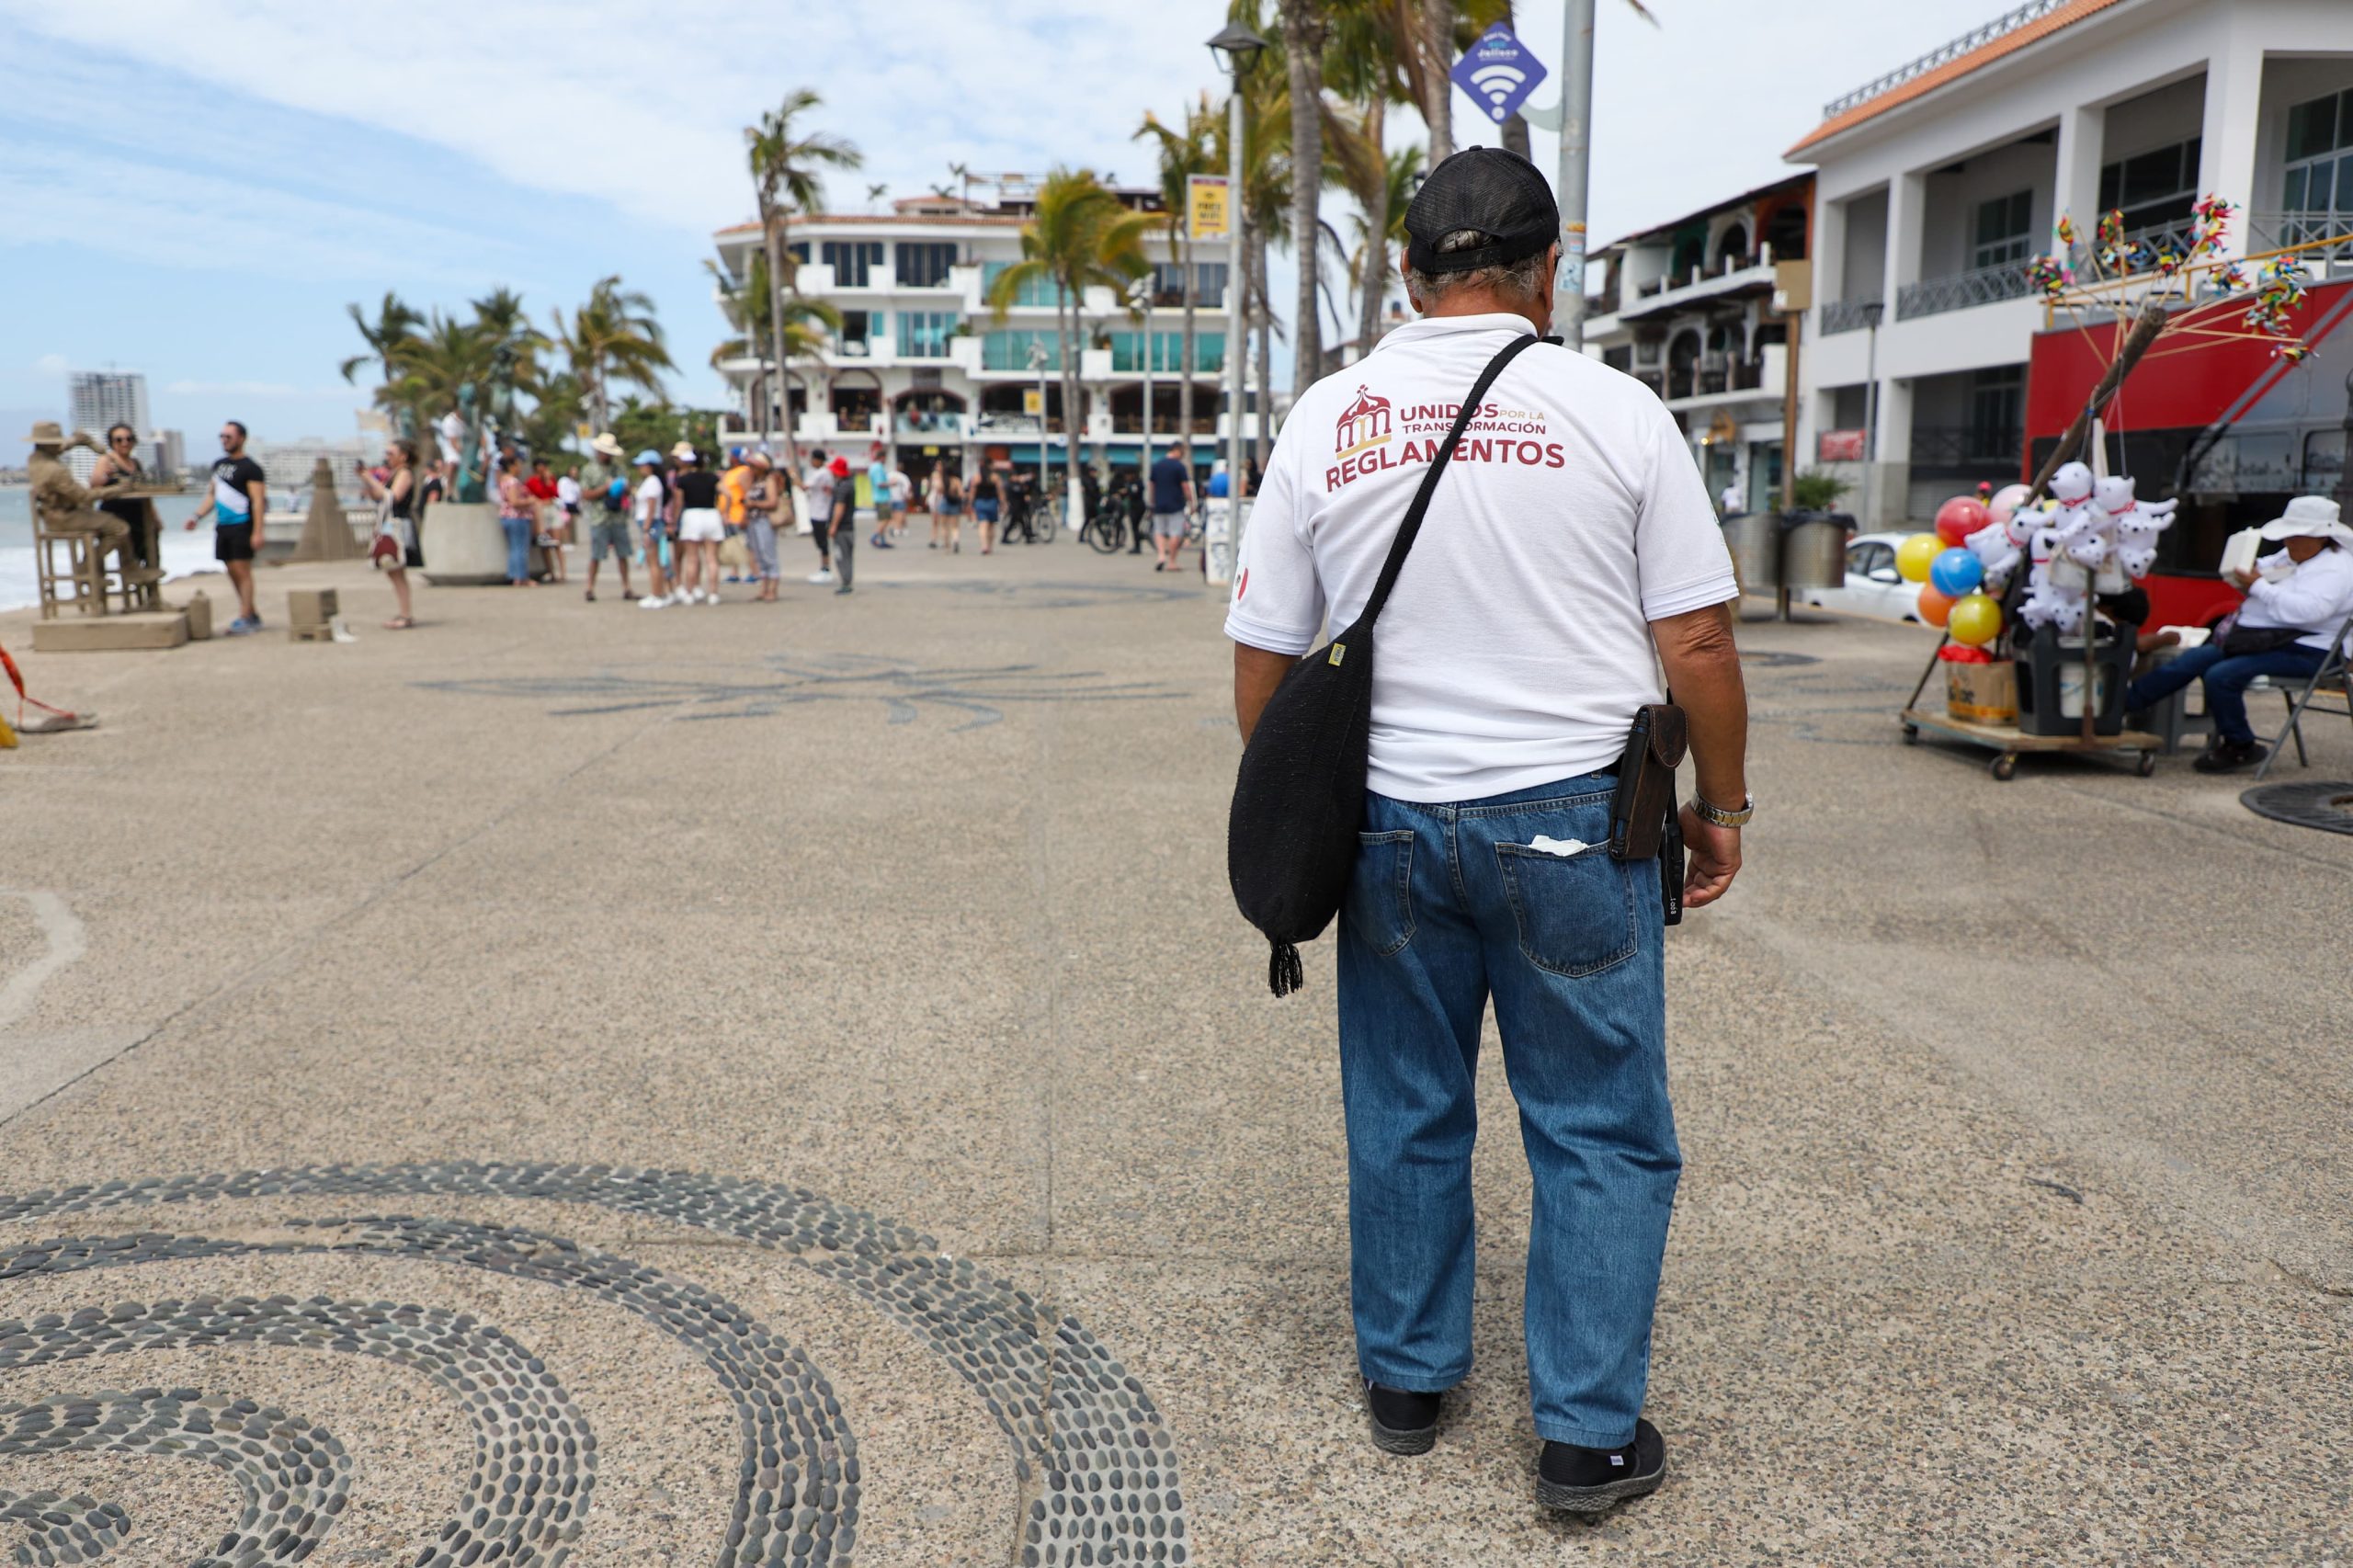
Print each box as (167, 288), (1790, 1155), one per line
(0, 1392), (348, 1566)
(0, 1164), (1188, 1567)
(0, 1488), (130, 1564)
(0, 1289), (585, 1566)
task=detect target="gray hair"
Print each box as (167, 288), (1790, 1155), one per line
(1404, 227), (1552, 306)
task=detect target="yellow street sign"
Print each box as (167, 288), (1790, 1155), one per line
(1188, 175), (1231, 242)
(1022, 388), (1044, 417)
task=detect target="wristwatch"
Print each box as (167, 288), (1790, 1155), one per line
(1692, 793), (1755, 828)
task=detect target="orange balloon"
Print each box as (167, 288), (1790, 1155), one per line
(1917, 585), (1956, 628)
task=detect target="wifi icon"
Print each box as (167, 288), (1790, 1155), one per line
(1471, 64), (1526, 121)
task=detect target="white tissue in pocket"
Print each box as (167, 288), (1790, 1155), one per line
(1527, 835), (1593, 858)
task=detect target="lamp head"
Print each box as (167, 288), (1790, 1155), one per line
(1206, 20), (1267, 77)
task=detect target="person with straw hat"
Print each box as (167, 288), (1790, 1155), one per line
(579, 432), (635, 602)
(2126, 494), (2353, 772)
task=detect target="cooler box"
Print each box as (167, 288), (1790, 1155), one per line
(2015, 622), (2134, 736)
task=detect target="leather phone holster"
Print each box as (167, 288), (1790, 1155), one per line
(1608, 704), (1688, 862)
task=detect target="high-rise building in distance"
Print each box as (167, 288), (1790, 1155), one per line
(65, 369), (154, 482)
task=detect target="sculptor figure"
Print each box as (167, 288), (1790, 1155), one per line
(27, 420), (153, 604)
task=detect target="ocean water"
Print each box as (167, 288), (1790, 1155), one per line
(0, 485), (226, 613)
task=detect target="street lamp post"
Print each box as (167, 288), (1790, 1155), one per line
(1131, 274), (1155, 508)
(1027, 340), (1051, 508)
(1553, 0), (1597, 347)
(1861, 299), (1884, 529)
(1208, 22), (1267, 586)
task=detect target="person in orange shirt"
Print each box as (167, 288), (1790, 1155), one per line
(719, 448), (753, 582)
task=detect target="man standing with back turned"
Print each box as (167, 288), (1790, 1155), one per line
(1225, 149), (1750, 1514)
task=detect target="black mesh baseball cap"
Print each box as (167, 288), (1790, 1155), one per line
(1404, 147), (1561, 274)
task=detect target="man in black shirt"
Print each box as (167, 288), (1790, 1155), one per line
(184, 420), (267, 633)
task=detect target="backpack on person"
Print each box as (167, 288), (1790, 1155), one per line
(1226, 335), (1541, 995)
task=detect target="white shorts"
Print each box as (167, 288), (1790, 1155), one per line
(677, 507), (724, 542)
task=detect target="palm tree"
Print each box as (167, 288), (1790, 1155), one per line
(1347, 142), (1423, 354)
(340, 290), (427, 442)
(746, 88), (862, 467)
(1135, 97), (1222, 449)
(987, 168), (1154, 521)
(1277, 0), (1334, 393)
(381, 312), (498, 427)
(552, 274), (675, 435)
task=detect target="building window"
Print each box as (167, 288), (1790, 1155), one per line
(1972, 191), (2033, 271)
(896, 310), (958, 358)
(982, 329), (1058, 372)
(1109, 330), (1223, 374)
(2284, 89), (2353, 222)
(981, 261), (1069, 308)
(822, 241), (884, 287)
(786, 242), (810, 265)
(2098, 137), (2201, 233)
(1967, 366), (2024, 463)
(837, 310), (870, 355)
(895, 243), (959, 288)
(1195, 262), (1231, 307)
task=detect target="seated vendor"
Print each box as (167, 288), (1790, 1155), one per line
(2125, 495), (2353, 773)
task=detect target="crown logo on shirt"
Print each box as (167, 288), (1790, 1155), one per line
(1334, 385), (1393, 459)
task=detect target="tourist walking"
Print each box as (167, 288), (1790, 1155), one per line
(721, 448), (754, 582)
(926, 461), (948, 550)
(362, 436), (424, 629)
(1225, 148), (1749, 1514)
(828, 451), (858, 593)
(580, 433), (634, 602)
(633, 449), (675, 608)
(495, 458), (537, 586)
(527, 457), (566, 583)
(867, 444), (896, 550)
(670, 443), (725, 605)
(1148, 441), (1194, 573)
(939, 468), (965, 552)
(744, 451), (784, 600)
(181, 420), (267, 633)
(889, 461), (912, 541)
(970, 466), (1000, 554)
(802, 448), (836, 585)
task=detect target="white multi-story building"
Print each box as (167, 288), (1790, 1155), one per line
(1583, 175), (1814, 514)
(708, 181), (1245, 486)
(65, 369), (153, 483)
(1789, 0), (2353, 526)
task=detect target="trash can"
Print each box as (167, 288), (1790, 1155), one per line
(1779, 509), (1850, 591)
(1727, 512), (1780, 594)
(2015, 621), (2135, 736)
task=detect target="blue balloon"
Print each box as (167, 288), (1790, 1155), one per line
(1929, 546), (1984, 598)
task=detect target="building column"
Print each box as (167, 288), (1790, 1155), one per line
(1883, 170), (1924, 303)
(2199, 40), (2265, 256)
(2052, 102), (2106, 240)
(1813, 194), (1849, 309)
(1872, 377), (1915, 528)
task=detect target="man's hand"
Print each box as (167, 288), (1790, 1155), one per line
(185, 516), (200, 531)
(1679, 804), (1741, 909)
(2226, 567), (2256, 590)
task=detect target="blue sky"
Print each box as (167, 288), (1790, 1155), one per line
(0, 0), (2003, 451)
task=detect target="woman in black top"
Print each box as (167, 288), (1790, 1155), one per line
(669, 449), (724, 604)
(89, 423), (155, 572)
(970, 468), (1001, 555)
(361, 437), (423, 628)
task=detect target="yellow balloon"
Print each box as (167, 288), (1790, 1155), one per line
(1896, 533), (1943, 584)
(1949, 591), (2004, 647)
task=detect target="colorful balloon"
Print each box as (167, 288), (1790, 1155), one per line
(1987, 483), (2034, 529)
(1948, 591), (2003, 647)
(1929, 546), (1984, 598)
(1935, 495), (1991, 548)
(1896, 532), (1943, 584)
(1917, 585), (1956, 628)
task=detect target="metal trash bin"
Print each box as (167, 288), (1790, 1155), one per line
(1779, 510), (1850, 591)
(1727, 512), (1781, 593)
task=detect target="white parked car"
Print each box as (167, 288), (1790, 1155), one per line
(1796, 531), (1927, 622)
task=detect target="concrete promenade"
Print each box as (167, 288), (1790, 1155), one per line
(0, 544), (2347, 1565)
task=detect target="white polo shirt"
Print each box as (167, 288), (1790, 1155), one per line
(1224, 312), (1736, 802)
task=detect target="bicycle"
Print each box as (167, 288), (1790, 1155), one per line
(1082, 508), (1128, 553)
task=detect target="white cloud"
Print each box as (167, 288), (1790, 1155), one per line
(31, 354), (67, 375)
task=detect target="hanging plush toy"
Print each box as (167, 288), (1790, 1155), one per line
(2089, 474), (2177, 580)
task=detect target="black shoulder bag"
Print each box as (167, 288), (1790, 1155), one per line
(1227, 333), (1543, 996)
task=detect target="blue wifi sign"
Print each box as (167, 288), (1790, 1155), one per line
(1450, 25), (1547, 124)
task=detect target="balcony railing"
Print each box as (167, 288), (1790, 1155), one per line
(1669, 356), (1775, 402)
(1822, 0), (2072, 119)
(2248, 211), (2353, 267)
(1896, 261), (2033, 320)
(1820, 296), (1882, 335)
(1910, 424), (2023, 472)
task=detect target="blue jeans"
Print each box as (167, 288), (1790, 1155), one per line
(1337, 773), (1677, 1449)
(2126, 642), (2325, 744)
(500, 513), (532, 583)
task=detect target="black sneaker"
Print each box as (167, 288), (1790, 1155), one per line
(2192, 739), (2268, 774)
(1364, 1381), (1440, 1456)
(1536, 1418), (1666, 1513)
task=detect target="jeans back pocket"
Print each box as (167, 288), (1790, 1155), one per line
(1494, 839), (1637, 977)
(1343, 829), (1416, 957)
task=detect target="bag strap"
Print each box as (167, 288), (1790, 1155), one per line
(1358, 331), (1548, 627)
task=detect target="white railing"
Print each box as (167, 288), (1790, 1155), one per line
(1821, 0), (2074, 119)
(1896, 260), (2034, 319)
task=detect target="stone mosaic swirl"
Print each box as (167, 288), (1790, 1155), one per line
(0, 1163), (1190, 1567)
(0, 1391), (348, 1566)
(0, 1487), (131, 1563)
(0, 1289), (585, 1566)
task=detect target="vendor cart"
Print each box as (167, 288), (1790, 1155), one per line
(1899, 704), (2159, 780)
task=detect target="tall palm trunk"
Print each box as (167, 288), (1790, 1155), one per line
(1250, 222), (1274, 472)
(1418, 0), (1453, 161)
(1354, 96), (1389, 358)
(1284, 2), (1328, 394)
(1179, 228), (1197, 452)
(1062, 281), (1084, 527)
(761, 207), (799, 470)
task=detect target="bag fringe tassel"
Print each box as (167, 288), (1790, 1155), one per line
(1267, 940), (1303, 998)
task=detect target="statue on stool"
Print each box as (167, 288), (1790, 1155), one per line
(27, 421), (158, 610)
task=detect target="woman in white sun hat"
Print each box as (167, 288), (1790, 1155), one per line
(2125, 494), (2353, 772)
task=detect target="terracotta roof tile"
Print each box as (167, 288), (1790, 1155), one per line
(1786, 0), (2124, 157)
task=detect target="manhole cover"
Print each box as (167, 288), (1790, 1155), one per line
(2240, 779), (2353, 835)
(1740, 650), (1821, 669)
